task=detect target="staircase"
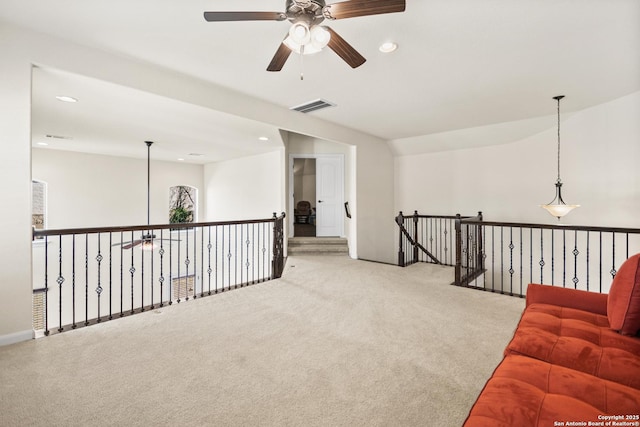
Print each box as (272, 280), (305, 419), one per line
(287, 237), (349, 256)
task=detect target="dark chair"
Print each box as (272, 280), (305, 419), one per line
(295, 201), (311, 224)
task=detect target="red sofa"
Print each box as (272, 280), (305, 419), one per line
(464, 253), (640, 426)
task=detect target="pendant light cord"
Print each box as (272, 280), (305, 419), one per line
(556, 97), (561, 183)
(554, 95), (564, 184)
(145, 141), (153, 227)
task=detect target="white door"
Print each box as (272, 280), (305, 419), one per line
(315, 156), (343, 237)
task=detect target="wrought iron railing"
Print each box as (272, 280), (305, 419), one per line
(457, 219), (640, 297)
(395, 211), (479, 268)
(32, 213), (285, 335)
(396, 211), (640, 296)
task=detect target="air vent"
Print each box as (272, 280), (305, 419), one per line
(290, 99), (336, 113)
(45, 134), (73, 140)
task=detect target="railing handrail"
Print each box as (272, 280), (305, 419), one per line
(460, 218), (640, 235)
(396, 212), (476, 221)
(33, 213), (286, 239)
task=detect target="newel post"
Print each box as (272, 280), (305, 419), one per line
(477, 211), (484, 272)
(397, 211), (405, 267)
(413, 211), (419, 264)
(271, 212), (285, 279)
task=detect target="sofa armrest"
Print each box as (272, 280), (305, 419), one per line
(526, 283), (608, 316)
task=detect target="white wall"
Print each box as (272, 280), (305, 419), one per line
(0, 26), (33, 344)
(204, 150), (284, 221)
(356, 141), (396, 263)
(32, 148), (204, 229)
(395, 91), (640, 228)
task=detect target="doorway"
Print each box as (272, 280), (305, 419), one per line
(293, 158), (316, 237)
(289, 154), (344, 238)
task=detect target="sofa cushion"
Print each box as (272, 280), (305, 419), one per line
(608, 253), (640, 335)
(505, 303), (640, 389)
(464, 355), (640, 426)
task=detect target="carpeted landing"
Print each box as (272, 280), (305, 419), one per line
(0, 256), (525, 427)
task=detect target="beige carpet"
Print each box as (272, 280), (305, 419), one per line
(0, 256), (525, 427)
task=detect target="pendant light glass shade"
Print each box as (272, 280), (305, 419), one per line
(284, 24), (330, 55)
(541, 182), (579, 218)
(289, 22), (311, 45)
(541, 95), (580, 219)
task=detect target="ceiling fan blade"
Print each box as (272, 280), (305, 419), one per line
(267, 40), (293, 72)
(324, 0), (405, 20)
(122, 240), (143, 250)
(326, 28), (366, 68)
(204, 11), (287, 22)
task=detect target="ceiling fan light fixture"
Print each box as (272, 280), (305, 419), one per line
(289, 22), (311, 45)
(283, 35), (322, 55)
(310, 25), (331, 49)
(140, 240), (158, 251)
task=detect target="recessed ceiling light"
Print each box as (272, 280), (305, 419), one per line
(36, 142), (49, 146)
(55, 96), (78, 103)
(259, 136), (269, 141)
(177, 158), (185, 161)
(379, 42), (398, 53)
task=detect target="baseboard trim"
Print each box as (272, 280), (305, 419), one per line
(0, 329), (34, 347)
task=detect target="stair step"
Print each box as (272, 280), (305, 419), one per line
(287, 237), (349, 255)
(288, 244), (349, 253)
(288, 237), (347, 246)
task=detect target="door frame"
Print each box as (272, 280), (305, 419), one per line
(288, 153), (344, 238)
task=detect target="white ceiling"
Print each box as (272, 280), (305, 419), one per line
(2, 0), (639, 162)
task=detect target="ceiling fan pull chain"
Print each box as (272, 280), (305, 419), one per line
(300, 44), (305, 80)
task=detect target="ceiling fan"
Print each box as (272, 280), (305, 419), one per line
(113, 141), (179, 250)
(203, 0), (406, 71)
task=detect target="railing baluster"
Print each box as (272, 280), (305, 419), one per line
(85, 234), (89, 326)
(141, 233), (145, 310)
(539, 229), (544, 283)
(551, 229), (555, 286)
(169, 228), (173, 305)
(44, 236), (49, 336)
(58, 235), (64, 333)
(207, 226), (212, 296)
(160, 229), (165, 307)
(562, 230), (566, 288)
(235, 224), (239, 289)
(149, 232), (154, 308)
(96, 233), (103, 322)
(611, 232), (617, 279)
(519, 227), (523, 296)
(228, 224), (232, 290)
(572, 230), (579, 289)
(492, 226), (495, 292)
(130, 231), (135, 314)
(586, 231), (590, 291)
(72, 234), (77, 328)
(120, 231), (124, 317)
(177, 228), (182, 303)
(109, 233), (113, 320)
(508, 227), (514, 296)
(215, 225), (219, 292)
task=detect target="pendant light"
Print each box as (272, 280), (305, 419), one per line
(541, 95), (579, 219)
